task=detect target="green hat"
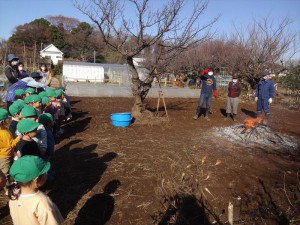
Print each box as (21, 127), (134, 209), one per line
(21, 105), (37, 118)
(9, 155), (50, 183)
(9, 101), (25, 116)
(55, 89), (64, 96)
(38, 91), (47, 98)
(46, 88), (57, 98)
(17, 119), (39, 134)
(38, 113), (53, 125)
(15, 89), (26, 96)
(0, 108), (8, 121)
(25, 87), (35, 94)
(24, 95), (33, 104)
(31, 94), (42, 103)
(42, 97), (50, 105)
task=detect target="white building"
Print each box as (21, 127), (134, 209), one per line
(40, 44), (63, 65)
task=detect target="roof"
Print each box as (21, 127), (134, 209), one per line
(63, 61), (128, 68)
(40, 44), (64, 55)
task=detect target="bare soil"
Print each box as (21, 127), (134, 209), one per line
(1, 97), (299, 225)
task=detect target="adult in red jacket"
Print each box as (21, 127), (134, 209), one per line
(225, 74), (241, 121)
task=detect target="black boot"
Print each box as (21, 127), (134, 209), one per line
(193, 107), (201, 120)
(205, 110), (210, 121)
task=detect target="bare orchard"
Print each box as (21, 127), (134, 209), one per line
(1, 97), (299, 225)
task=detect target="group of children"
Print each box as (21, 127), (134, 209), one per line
(0, 86), (71, 224)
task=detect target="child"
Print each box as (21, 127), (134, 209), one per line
(0, 108), (21, 175)
(7, 155), (64, 224)
(30, 94), (42, 117)
(38, 91), (48, 99)
(25, 87), (36, 96)
(14, 89), (26, 101)
(38, 113), (55, 160)
(21, 106), (47, 156)
(24, 95), (33, 106)
(16, 119), (41, 157)
(46, 88), (61, 136)
(55, 89), (66, 134)
(42, 97), (52, 114)
(0, 169), (6, 189)
(9, 101), (25, 138)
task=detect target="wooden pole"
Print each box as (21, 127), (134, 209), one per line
(228, 202), (233, 225)
(161, 91), (169, 120)
(155, 91), (160, 116)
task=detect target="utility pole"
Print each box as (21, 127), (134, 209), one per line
(33, 41), (36, 69)
(23, 42), (26, 65)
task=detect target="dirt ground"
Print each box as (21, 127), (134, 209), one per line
(1, 96), (299, 225)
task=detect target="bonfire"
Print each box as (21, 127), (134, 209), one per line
(215, 116), (297, 148)
(241, 117), (264, 134)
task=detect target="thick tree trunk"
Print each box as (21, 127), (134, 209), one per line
(127, 56), (143, 117)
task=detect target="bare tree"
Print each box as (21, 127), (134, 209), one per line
(229, 17), (300, 90)
(73, 0), (218, 117)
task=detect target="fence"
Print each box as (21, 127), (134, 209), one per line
(215, 75), (232, 89)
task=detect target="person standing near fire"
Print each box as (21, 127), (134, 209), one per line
(225, 74), (241, 121)
(193, 68), (218, 121)
(255, 70), (275, 119)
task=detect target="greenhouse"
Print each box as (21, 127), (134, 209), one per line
(62, 61), (148, 85)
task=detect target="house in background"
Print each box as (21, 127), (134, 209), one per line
(40, 44), (63, 65)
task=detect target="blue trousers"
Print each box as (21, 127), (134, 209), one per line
(197, 93), (212, 114)
(257, 98), (270, 115)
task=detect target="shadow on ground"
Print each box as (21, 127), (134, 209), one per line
(47, 140), (118, 218)
(241, 108), (256, 118)
(74, 179), (121, 225)
(153, 194), (223, 225)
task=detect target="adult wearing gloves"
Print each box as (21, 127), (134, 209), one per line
(255, 70), (275, 119)
(193, 68), (218, 121)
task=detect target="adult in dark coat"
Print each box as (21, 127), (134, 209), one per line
(4, 54), (20, 86)
(255, 70), (275, 118)
(193, 69), (218, 121)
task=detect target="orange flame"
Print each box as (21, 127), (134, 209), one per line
(244, 117), (264, 129)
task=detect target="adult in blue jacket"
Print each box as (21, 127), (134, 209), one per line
(255, 70), (275, 117)
(193, 69), (218, 121)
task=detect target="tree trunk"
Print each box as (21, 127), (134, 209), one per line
(127, 56), (143, 117)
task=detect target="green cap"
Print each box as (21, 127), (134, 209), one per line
(25, 87), (35, 94)
(42, 97), (50, 105)
(31, 94), (42, 103)
(21, 105), (37, 118)
(15, 89), (26, 96)
(0, 108), (8, 121)
(55, 89), (64, 96)
(17, 119), (39, 134)
(46, 88), (57, 98)
(38, 91), (47, 98)
(9, 155), (50, 183)
(9, 101), (25, 116)
(24, 95), (33, 104)
(38, 113), (53, 125)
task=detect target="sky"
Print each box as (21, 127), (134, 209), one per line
(0, 0), (299, 57)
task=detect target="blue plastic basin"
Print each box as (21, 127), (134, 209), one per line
(111, 112), (132, 127)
